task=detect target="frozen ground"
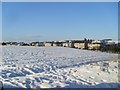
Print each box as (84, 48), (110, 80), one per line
(0, 46), (119, 88)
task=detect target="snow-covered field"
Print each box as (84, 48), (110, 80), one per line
(0, 46), (119, 88)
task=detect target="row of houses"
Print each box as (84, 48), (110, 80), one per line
(43, 39), (118, 50)
(1, 39), (119, 50)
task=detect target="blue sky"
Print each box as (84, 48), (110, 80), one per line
(2, 2), (118, 42)
(0, 2), (2, 42)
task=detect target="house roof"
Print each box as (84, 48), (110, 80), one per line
(92, 40), (101, 44)
(72, 40), (85, 43)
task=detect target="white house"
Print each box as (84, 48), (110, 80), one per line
(44, 42), (53, 47)
(88, 40), (101, 50)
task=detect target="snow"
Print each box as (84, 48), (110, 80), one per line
(0, 46), (119, 88)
